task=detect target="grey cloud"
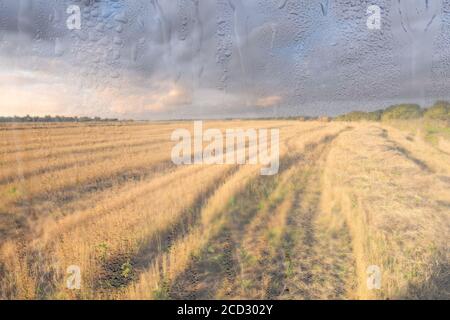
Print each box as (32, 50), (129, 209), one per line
(1, 0), (450, 119)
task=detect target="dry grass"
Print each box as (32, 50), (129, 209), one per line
(0, 120), (448, 300)
(322, 123), (449, 299)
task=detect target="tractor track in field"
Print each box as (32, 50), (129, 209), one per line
(168, 128), (356, 300)
(167, 155), (295, 300)
(92, 166), (240, 296)
(278, 134), (356, 300)
(0, 159), (176, 242)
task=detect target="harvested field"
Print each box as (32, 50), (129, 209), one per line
(0, 121), (448, 300)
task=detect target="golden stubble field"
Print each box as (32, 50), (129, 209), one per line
(0, 120), (448, 300)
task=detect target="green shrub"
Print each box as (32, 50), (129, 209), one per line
(424, 101), (450, 121)
(366, 110), (383, 121)
(381, 104), (423, 121)
(333, 101), (450, 123)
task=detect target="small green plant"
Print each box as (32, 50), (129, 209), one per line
(241, 279), (253, 290)
(207, 245), (215, 254)
(267, 229), (277, 242)
(152, 279), (170, 300)
(212, 252), (227, 266)
(121, 260), (133, 279)
(258, 201), (265, 210)
(286, 259), (295, 279)
(267, 228), (282, 248)
(97, 242), (109, 261)
(239, 248), (256, 267)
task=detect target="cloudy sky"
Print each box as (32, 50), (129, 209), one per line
(0, 0), (450, 119)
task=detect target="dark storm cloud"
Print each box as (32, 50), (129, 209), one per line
(1, 0), (450, 119)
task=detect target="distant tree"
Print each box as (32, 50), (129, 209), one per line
(424, 101), (450, 121)
(381, 104), (423, 121)
(367, 110), (383, 121)
(335, 110), (382, 122)
(0, 115), (119, 123)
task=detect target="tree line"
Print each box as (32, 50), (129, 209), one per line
(0, 115), (119, 123)
(335, 101), (450, 122)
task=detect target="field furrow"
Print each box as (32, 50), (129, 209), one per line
(164, 129), (351, 300)
(278, 132), (356, 300)
(322, 125), (450, 299)
(0, 121), (447, 300)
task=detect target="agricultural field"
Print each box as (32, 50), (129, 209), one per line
(0, 120), (448, 300)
